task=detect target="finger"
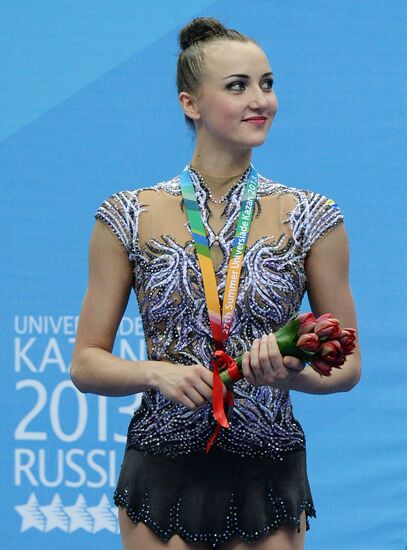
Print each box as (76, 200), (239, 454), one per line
(196, 365), (227, 399)
(250, 338), (265, 383)
(194, 378), (215, 402)
(283, 356), (305, 372)
(179, 394), (200, 410)
(266, 333), (285, 373)
(199, 365), (218, 389)
(242, 351), (256, 385)
(241, 351), (252, 378)
(183, 386), (208, 408)
(258, 333), (273, 371)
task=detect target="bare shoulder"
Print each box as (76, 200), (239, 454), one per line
(305, 222), (356, 327)
(73, 220), (134, 357)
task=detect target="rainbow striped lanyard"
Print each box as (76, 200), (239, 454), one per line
(180, 164), (258, 347)
(180, 164), (258, 447)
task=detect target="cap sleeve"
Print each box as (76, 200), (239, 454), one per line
(302, 191), (344, 254)
(94, 190), (143, 256)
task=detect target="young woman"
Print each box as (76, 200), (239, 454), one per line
(71, 17), (361, 550)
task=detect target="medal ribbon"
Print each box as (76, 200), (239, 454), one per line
(180, 165), (258, 452)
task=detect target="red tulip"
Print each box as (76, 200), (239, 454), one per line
(218, 312), (357, 386)
(314, 314), (342, 339)
(337, 328), (357, 355)
(297, 312), (317, 336)
(311, 358), (334, 376)
(315, 313), (332, 322)
(297, 333), (320, 352)
(319, 340), (346, 366)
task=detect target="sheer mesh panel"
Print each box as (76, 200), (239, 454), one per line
(93, 173), (344, 457)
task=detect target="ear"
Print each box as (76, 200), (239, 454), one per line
(178, 91), (201, 121)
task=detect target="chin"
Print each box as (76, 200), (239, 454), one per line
(241, 129), (270, 149)
(244, 136), (268, 148)
(251, 138), (268, 147)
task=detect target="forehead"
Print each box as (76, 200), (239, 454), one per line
(202, 40), (271, 78)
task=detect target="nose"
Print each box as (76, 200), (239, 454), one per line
(247, 85), (269, 110)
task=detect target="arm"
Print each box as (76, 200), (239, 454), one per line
(288, 222), (362, 394)
(242, 223), (361, 394)
(70, 219), (217, 407)
(70, 219), (154, 396)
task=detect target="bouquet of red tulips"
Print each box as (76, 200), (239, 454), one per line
(216, 312), (357, 388)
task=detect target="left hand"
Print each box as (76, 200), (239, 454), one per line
(241, 333), (306, 390)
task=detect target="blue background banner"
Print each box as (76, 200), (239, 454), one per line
(1, 1), (406, 548)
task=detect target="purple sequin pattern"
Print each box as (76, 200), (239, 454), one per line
(95, 173), (344, 458)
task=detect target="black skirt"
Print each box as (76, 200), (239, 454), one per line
(113, 445), (316, 548)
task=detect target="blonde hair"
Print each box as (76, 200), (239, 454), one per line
(177, 17), (256, 127)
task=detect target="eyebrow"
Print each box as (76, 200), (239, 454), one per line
(222, 72), (274, 80)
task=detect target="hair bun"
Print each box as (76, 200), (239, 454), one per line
(179, 17), (227, 50)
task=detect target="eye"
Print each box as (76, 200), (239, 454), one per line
(226, 80), (246, 91)
(260, 78), (274, 90)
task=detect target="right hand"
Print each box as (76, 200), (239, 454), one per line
(152, 362), (226, 410)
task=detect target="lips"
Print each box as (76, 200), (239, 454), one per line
(242, 116), (268, 126)
(242, 116), (267, 122)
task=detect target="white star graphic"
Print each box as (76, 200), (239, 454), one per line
(63, 493), (94, 533)
(88, 494), (117, 533)
(111, 506), (120, 533)
(15, 493), (46, 532)
(39, 493), (70, 532)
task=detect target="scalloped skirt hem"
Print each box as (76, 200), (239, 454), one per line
(113, 446), (316, 548)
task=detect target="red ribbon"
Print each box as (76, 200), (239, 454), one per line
(206, 351), (237, 453)
(213, 350), (242, 385)
(226, 355), (241, 384)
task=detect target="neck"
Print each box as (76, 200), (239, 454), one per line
(190, 138), (252, 179)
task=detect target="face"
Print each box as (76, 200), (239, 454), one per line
(183, 40), (278, 152)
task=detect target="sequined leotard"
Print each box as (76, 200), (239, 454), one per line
(95, 170), (343, 459)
